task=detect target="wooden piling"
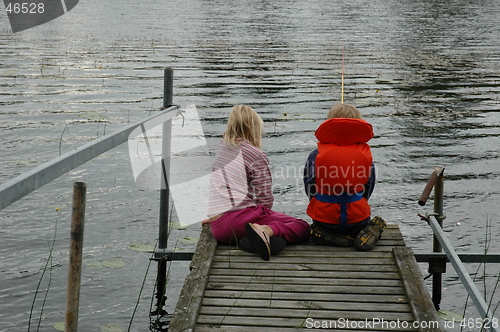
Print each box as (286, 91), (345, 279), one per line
(65, 182), (86, 332)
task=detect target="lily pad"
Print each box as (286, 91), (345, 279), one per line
(128, 243), (155, 252)
(438, 309), (464, 321)
(84, 259), (103, 268)
(170, 219), (189, 230)
(173, 246), (189, 251)
(3, 69), (19, 76)
(179, 236), (199, 244)
(13, 160), (37, 165)
(102, 259), (125, 269)
(100, 323), (124, 332)
(53, 322), (65, 331)
(78, 111), (108, 121)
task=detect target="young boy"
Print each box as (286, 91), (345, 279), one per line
(303, 103), (386, 251)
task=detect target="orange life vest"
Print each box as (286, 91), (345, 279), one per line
(306, 118), (374, 225)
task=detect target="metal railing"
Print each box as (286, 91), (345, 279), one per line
(417, 166), (498, 331)
(0, 68), (181, 328)
(0, 94), (179, 211)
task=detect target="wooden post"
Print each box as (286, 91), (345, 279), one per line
(418, 166), (446, 311)
(65, 182), (86, 332)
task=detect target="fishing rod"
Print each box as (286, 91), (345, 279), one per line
(341, 43), (345, 104)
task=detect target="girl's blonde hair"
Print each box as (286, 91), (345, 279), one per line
(223, 105), (264, 149)
(327, 103), (362, 119)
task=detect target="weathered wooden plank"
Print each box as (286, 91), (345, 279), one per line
(196, 312), (417, 330)
(392, 247), (443, 332)
(168, 224), (217, 331)
(210, 261), (399, 272)
(195, 326), (303, 332)
(216, 242), (404, 254)
(205, 282), (406, 295)
(285, 242), (403, 250)
(195, 324), (418, 332)
(217, 238), (405, 253)
(196, 315), (305, 329)
(201, 297), (411, 312)
(203, 290), (409, 304)
(198, 306), (415, 321)
(279, 251), (395, 258)
(195, 326), (300, 332)
(208, 275), (403, 287)
(363, 239), (406, 247)
(216, 249), (396, 258)
(210, 268), (401, 280)
(213, 255), (396, 265)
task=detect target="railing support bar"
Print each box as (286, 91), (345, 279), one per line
(428, 215), (498, 331)
(0, 106), (179, 211)
(415, 253), (500, 263)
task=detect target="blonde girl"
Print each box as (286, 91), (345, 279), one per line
(204, 105), (310, 260)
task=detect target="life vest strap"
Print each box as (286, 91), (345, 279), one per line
(315, 192), (363, 232)
(315, 191), (363, 204)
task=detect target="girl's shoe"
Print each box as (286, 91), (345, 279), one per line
(239, 236), (286, 255)
(245, 223), (271, 261)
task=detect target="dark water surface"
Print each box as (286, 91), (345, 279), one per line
(1, 0), (500, 331)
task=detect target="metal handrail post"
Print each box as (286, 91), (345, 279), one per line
(153, 68), (174, 317)
(431, 166), (446, 310)
(419, 166), (446, 310)
(159, 68), (173, 249)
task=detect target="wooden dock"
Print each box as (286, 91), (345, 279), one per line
(169, 224), (443, 331)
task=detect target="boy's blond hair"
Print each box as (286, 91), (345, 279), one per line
(223, 105), (264, 149)
(327, 103), (362, 119)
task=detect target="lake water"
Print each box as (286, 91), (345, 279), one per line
(1, 0), (500, 331)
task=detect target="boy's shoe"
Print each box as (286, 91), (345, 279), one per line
(310, 223), (355, 247)
(354, 216), (387, 251)
(239, 236), (286, 255)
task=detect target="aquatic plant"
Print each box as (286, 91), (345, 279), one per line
(27, 219), (58, 332)
(128, 238), (158, 332)
(460, 216), (500, 332)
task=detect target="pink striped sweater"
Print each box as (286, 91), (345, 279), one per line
(208, 140), (274, 217)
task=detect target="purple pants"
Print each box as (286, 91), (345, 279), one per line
(209, 205), (310, 245)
